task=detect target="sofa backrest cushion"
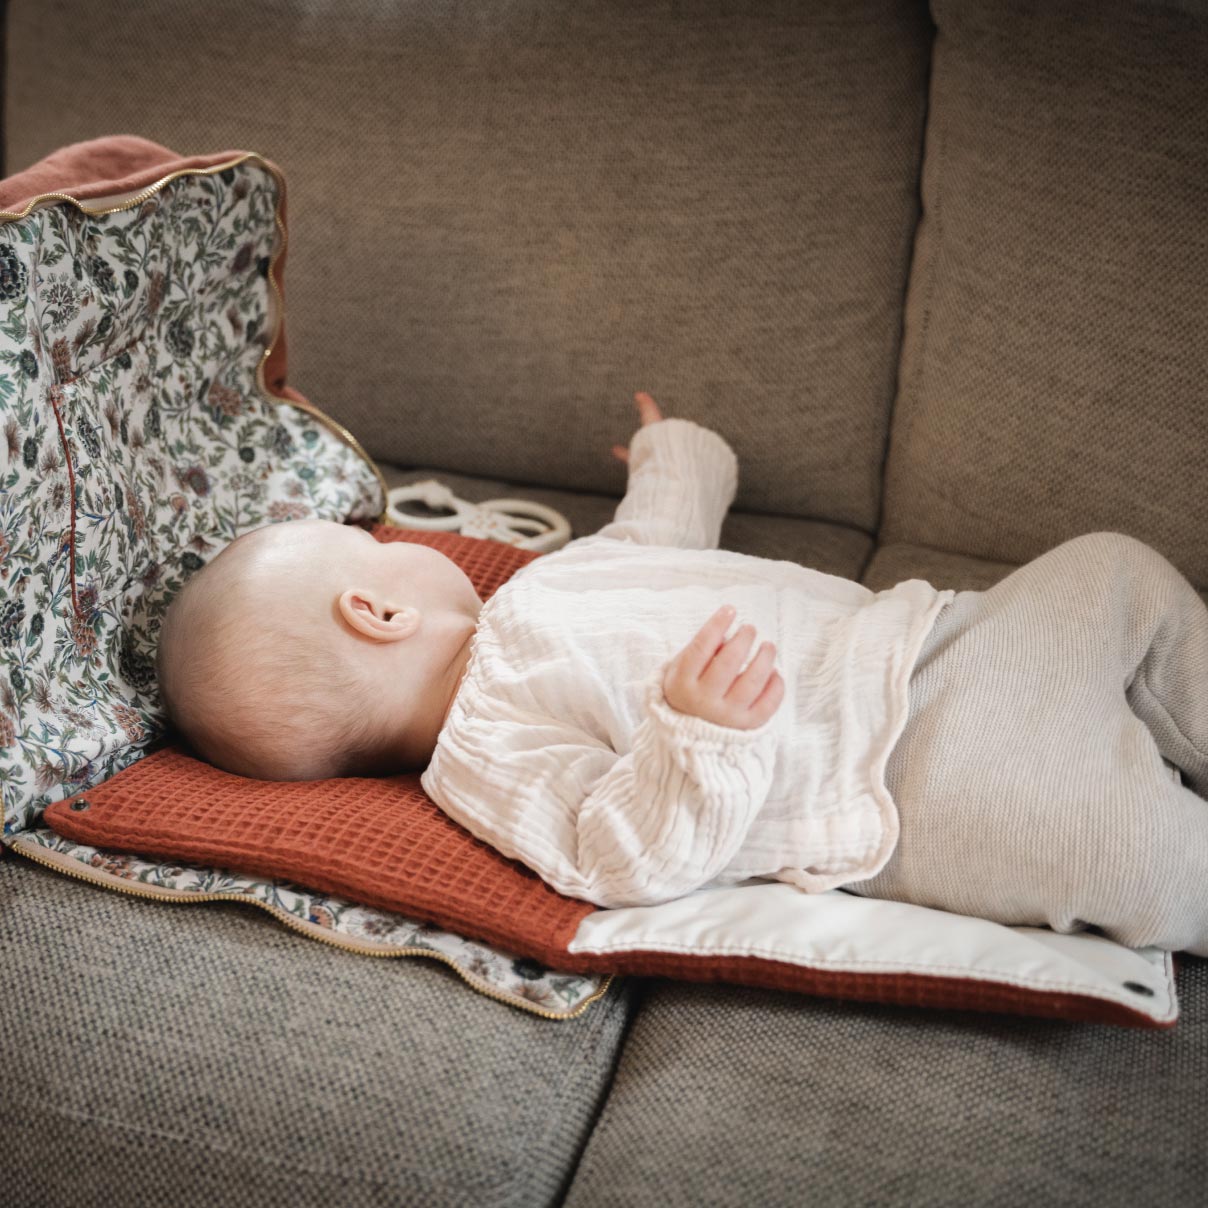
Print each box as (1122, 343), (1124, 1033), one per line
(880, 0), (1208, 587)
(5, 0), (933, 531)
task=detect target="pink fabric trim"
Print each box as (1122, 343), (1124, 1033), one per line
(0, 135), (263, 209)
(0, 136), (294, 396)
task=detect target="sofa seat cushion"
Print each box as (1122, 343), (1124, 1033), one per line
(562, 959), (1208, 1208)
(861, 541), (1019, 592)
(880, 0), (1208, 589)
(381, 464), (876, 580)
(0, 857), (637, 1208)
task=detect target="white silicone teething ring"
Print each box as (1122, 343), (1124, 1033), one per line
(385, 480), (468, 531)
(385, 481), (572, 552)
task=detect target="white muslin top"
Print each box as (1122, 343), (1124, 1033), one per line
(420, 418), (953, 909)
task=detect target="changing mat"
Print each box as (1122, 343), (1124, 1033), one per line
(29, 528), (1178, 1029)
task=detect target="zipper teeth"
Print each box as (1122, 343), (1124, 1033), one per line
(0, 152), (257, 220)
(0, 150), (390, 522)
(8, 838), (613, 1021)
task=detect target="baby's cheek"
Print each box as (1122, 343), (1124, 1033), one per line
(361, 657), (413, 710)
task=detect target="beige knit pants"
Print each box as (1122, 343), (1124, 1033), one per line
(849, 532), (1208, 955)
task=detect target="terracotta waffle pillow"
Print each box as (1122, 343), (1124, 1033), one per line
(43, 526), (1177, 1028)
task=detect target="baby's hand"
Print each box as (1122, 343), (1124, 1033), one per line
(662, 605), (784, 730)
(611, 392), (665, 464)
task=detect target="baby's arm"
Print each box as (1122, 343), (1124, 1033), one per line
(426, 688), (778, 909)
(591, 393), (738, 551)
(423, 608), (784, 909)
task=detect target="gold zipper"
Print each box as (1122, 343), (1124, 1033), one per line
(0, 150), (391, 523)
(0, 154), (263, 220)
(7, 835), (613, 1021)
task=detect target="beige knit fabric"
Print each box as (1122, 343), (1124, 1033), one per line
(851, 532), (1208, 955)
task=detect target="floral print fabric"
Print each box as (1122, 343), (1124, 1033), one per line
(0, 154), (611, 1017)
(15, 827), (606, 1018)
(0, 159), (383, 835)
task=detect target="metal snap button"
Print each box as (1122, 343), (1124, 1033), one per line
(69, 797), (90, 811)
(1123, 981), (1154, 997)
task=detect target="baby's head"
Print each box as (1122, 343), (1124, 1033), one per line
(156, 519), (482, 781)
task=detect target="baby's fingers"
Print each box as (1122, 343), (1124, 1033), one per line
(724, 641), (778, 708)
(634, 392), (664, 426)
(754, 670), (785, 718)
(676, 606), (736, 680)
(745, 667), (785, 725)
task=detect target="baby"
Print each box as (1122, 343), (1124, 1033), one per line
(156, 393), (1208, 954)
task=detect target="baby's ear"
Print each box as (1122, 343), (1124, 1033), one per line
(337, 588), (419, 642)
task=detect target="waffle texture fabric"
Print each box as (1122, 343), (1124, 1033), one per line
(852, 532), (1208, 955)
(422, 418), (951, 908)
(44, 743), (596, 968)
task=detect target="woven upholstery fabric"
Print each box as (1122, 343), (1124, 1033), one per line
(861, 542), (1020, 593)
(563, 961), (1208, 1208)
(865, 543), (1208, 620)
(381, 464), (876, 581)
(0, 858), (635, 1208)
(880, 0), (1208, 588)
(6, 0), (933, 530)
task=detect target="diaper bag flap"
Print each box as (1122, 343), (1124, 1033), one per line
(0, 136), (385, 837)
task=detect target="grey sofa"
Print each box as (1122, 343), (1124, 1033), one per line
(3, 1), (1206, 1204)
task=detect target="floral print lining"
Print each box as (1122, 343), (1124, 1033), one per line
(15, 826), (606, 1017)
(0, 159), (381, 835)
(0, 155), (610, 1017)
